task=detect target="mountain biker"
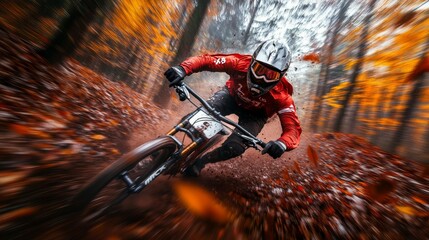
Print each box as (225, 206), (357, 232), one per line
(164, 40), (302, 177)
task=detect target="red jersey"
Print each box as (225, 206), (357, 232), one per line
(180, 53), (302, 150)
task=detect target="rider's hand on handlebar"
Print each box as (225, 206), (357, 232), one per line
(164, 66), (186, 87)
(262, 140), (286, 159)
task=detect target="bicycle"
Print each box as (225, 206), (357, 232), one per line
(69, 82), (267, 222)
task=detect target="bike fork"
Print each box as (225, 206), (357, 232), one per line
(129, 157), (177, 193)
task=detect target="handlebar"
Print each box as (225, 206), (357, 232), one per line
(175, 83), (267, 149)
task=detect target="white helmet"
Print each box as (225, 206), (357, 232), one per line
(247, 40), (292, 97)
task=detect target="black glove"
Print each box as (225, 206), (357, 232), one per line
(262, 140), (286, 159)
(164, 66), (186, 87)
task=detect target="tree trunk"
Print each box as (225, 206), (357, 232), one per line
(371, 86), (389, 144)
(347, 99), (360, 133)
(118, 38), (141, 84)
(137, 56), (153, 95)
(153, 0), (212, 108)
(242, 0), (261, 46)
(311, 44), (332, 131)
(310, 0), (352, 132)
(333, 0), (377, 132)
(387, 37), (429, 153)
(37, 0), (109, 64)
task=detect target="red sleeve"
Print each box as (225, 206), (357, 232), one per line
(180, 54), (243, 76)
(276, 97), (302, 150)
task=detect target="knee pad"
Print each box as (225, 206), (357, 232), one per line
(218, 141), (245, 160)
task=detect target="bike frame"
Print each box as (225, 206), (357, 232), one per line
(124, 82), (267, 192)
(169, 83), (266, 149)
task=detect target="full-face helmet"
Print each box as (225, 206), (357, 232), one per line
(247, 40), (292, 96)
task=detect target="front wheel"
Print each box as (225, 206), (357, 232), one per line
(70, 136), (177, 222)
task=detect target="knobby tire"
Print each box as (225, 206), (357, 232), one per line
(69, 136), (177, 222)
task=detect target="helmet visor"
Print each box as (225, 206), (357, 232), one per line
(250, 61), (282, 84)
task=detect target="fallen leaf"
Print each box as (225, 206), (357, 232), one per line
(109, 119), (119, 126)
(59, 148), (76, 155)
(172, 180), (233, 224)
(293, 161), (302, 174)
(395, 205), (415, 216)
(91, 134), (106, 140)
(411, 196), (427, 205)
(301, 52), (320, 63)
(307, 145), (319, 167)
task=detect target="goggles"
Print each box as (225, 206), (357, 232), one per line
(250, 61), (282, 84)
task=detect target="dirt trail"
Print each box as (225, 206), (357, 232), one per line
(114, 114), (429, 240)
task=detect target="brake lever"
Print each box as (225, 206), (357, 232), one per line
(175, 84), (190, 101)
(240, 134), (262, 151)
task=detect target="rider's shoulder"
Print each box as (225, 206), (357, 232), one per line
(272, 77), (294, 96)
(233, 54), (252, 68)
(204, 53), (250, 59)
(204, 53), (250, 68)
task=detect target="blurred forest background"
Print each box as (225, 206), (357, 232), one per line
(1, 0), (428, 239)
(0, 0), (428, 159)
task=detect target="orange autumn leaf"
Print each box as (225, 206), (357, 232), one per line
(395, 205), (416, 216)
(302, 52), (320, 63)
(172, 180), (233, 224)
(111, 148), (120, 154)
(109, 119), (119, 126)
(59, 148), (76, 155)
(412, 196), (427, 205)
(307, 145), (319, 167)
(293, 161), (302, 174)
(91, 134), (106, 140)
